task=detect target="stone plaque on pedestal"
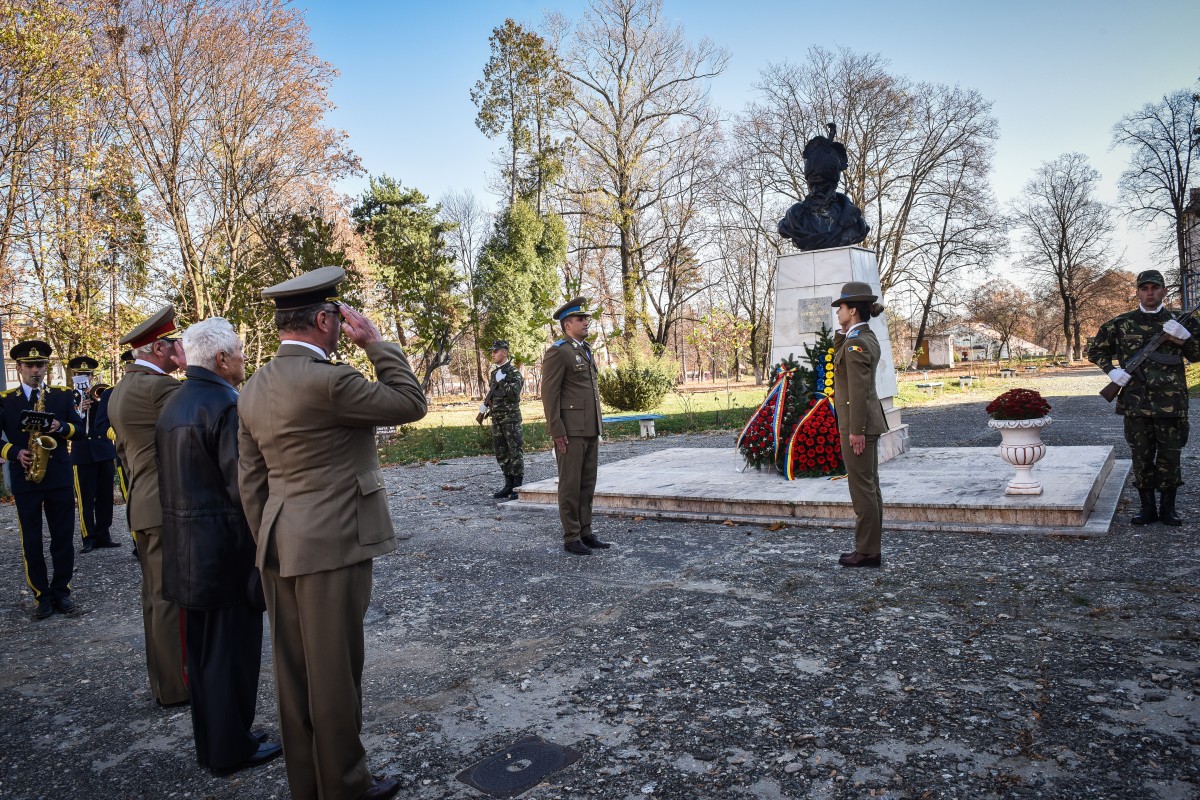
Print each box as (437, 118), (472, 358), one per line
(770, 245), (909, 463)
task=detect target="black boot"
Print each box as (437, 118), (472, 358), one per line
(1131, 488), (1158, 525)
(1159, 488), (1182, 526)
(492, 478), (514, 499)
(507, 475), (523, 500)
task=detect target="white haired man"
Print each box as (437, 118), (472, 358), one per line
(156, 318), (281, 775)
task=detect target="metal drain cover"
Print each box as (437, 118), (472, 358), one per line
(455, 735), (582, 797)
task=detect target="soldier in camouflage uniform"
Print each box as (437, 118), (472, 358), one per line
(481, 340), (524, 500)
(1088, 269), (1200, 526)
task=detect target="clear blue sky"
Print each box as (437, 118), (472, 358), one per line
(301, 0), (1199, 271)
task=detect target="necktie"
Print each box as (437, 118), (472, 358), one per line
(29, 389), (38, 406)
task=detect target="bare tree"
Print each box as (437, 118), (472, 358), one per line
(967, 281), (1034, 363)
(1011, 153), (1120, 360)
(740, 47), (999, 295)
(899, 157), (1008, 359)
(103, 0), (357, 320)
(1112, 87), (1199, 294)
(710, 140), (784, 382)
(442, 189), (492, 393)
(556, 0), (728, 342)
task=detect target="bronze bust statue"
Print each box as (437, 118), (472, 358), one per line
(777, 123), (870, 251)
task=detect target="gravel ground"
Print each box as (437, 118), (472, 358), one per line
(0, 371), (1197, 800)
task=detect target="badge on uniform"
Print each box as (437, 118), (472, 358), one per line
(575, 355), (582, 364)
(849, 345), (864, 353)
(848, 330), (860, 338)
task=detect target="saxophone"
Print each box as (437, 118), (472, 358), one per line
(24, 382), (58, 484)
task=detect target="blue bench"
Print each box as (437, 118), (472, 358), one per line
(602, 413), (664, 438)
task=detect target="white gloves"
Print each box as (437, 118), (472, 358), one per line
(1163, 319), (1192, 340)
(479, 403), (489, 414)
(1108, 368), (1132, 386)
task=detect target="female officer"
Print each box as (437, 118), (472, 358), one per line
(831, 281), (889, 567)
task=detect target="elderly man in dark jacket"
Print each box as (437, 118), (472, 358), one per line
(156, 318), (281, 776)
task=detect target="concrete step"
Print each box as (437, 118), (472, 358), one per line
(507, 447), (1128, 538)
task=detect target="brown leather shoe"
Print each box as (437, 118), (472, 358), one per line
(357, 776), (400, 800)
(838, 552), (881, 568)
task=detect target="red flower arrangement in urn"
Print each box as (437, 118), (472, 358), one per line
(986, 388), (1051, 420)
(985, 387), (1052, 495)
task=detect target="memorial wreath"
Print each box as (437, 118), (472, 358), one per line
(737, 326), (846, 479)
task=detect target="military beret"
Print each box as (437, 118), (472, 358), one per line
(1136, 269), (1164, 287)
(67, 355), (100, 372)
(9, 339), (52, 363)
(262, 266), (345, 310)
(831, 281), (878, 307)
(552, 297), (590, 322)
(490, 339), (510, 351)
(120, 305), (179, 348)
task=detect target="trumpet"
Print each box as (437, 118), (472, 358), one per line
(88, 382), (111, 402)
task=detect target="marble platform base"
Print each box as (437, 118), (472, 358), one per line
(506, 447), (1129, 538)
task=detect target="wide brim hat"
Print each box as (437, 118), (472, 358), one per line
(67, 355), (100, 372)
(120, 305), (178, 348)
(552, 297), (590, 322)
(10, 339), (52, 363)
(831, 281), (878, 307)
(262, 266), (346, 310)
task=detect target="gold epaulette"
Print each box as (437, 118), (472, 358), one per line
(1, 387), (19, 397)
(51, 385), (71, 391)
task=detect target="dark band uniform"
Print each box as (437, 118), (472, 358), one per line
(67, 356), (119, 550)
(107, 306), (189, 705)
(832, 284), (888, 560)
(1, 340), (84, 612)
(541, 298), (604, 545)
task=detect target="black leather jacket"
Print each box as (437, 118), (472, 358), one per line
(156, 366), (256, 609)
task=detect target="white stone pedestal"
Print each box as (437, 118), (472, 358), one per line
(770, 246), (909, 463)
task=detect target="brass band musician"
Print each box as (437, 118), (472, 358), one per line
(67, 355), (120, 552)
(0, 340), (85, 619)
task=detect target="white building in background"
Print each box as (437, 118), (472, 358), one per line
(943, 323), (1049, 362)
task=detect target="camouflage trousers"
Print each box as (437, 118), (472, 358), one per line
(1124, 416), (1189, 490)
(491, 418), (524, 479)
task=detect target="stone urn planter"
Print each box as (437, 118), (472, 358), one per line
(987, 416), (1053, 495)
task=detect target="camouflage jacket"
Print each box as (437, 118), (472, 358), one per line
(487, 362), (524, 421)
(1087, 307), (1200, 417)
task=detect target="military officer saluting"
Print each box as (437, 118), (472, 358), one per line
(1088, 269), (1200, 526)
(482, 339), (525, 500)
(541, 297), (612, 555)
(67, 355), (120, 552)
(0, 340), (85, 619)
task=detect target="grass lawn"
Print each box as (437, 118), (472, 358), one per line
(378, 360), (1200, 466)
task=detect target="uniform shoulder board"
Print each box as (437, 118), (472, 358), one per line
(1, 387), (19, 397)
(847, 330), (860, 338)
(553, 338), (567, 347)
(50, 384), (71, 391)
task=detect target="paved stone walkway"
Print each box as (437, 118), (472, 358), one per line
(0, 386), (1196, 799)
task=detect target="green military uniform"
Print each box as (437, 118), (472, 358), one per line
(833, 322), (889, 558)
(542, 298), (605, 551)
(1087, 269), (1200, 525)
(107, 306), (189, 705)
(486, 342), (524, 498)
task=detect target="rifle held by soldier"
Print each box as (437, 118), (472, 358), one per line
(1100, 305), (1198, 402)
